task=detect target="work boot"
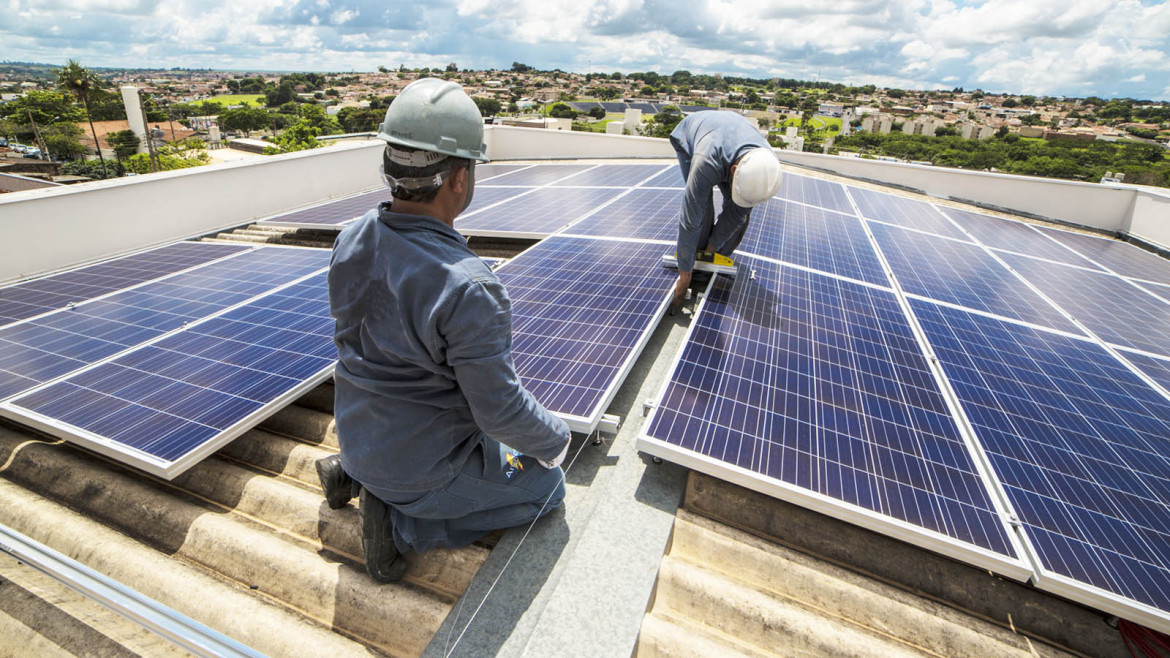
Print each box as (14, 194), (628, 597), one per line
(315, 454), (356, 510)
(360, 489), (407, 583)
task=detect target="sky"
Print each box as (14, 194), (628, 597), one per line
(4, 0), (1170, 100)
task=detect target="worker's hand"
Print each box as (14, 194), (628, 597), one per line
(672, 271), (692, 307)
(538, 440), (570, 470)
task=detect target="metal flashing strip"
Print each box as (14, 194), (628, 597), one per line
(0, 523), (264, 657)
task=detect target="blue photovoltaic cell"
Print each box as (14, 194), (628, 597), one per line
(869, 222), (1078, 332)
(551, 164), (668, 187)
(0, 247), (329, 401)
(779, 174), (854, 214)
(0, 242), (250, 327)
(1037, 227), (1170, 286)
(562, 188), (681, 242)
(500, 236), (675, 422)
(456, 187), (624, 237)
(738, 199), (887, 286)
(644, 258), (1017, 559)
(939, 208), (1104, 270)
(1124, 351), (1170, 395)
(1000, 252), (1170, 357)
(264, 189), (387, 227)
(642, 166), (685, 188)
(476, 164), (532, 182)
(462, 187), (535, 216)
(914, 298), (1170, 617)
(849, 187), (968, 240)
(477, 164), (595, 186)
(10, 272), (335, 467)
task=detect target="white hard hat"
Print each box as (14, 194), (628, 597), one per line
(377, 78), (488, 162)
(731, 148), (782, 208)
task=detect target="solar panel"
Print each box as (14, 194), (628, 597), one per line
(476, 164), (533, 182)
(779, 174), (854, 215)
(639, 258), (1028, 577)
(550, 164), (669, 188)
(642, 167), (685, 188)
(868, 222), (1078, 332)
(263, 188), (388, 229)
(3, 271), (334, 479)
(738, 199), (887, 286)
(0, 242), (250, 328)
(499, 236), (676, 432)
(938, 208), (1103, 270)
(0, 247), (330, 402)
(1000, 252), (1170, 357)
(600, 102), (627, 113)
(1035, 227), (1170, 286)
(848, 187), (968, 240)
(561, 188), (681, 242)
(462, 187), (536, 216)
(913, 297), (1170, 631)
(455, 187), (625, 238)
(476, 164), (596, 186)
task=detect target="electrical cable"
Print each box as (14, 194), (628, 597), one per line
(442, 432), (593, 657)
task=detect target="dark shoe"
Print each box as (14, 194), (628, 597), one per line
(315, 454), (356, 510)
(360, 489), (407, 583)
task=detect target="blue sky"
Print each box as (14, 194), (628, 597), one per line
(4, 0), (1169, 100)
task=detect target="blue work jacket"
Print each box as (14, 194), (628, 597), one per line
(328, 204), (570, 494)
(669, 111), (770, 272)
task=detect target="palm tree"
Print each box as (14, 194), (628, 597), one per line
(55, 59), (107, 171)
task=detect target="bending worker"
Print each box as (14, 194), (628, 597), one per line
(319, 78), (571, 583)
(669, 111), (783, 305)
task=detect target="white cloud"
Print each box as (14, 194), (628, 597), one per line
(0, 0), (1166, 100)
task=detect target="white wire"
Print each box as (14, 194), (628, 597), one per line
(443, 433), (594, 657)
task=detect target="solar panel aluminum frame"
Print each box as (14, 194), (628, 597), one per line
(0, 264), (334, 480)
(637, 270), (1035, 583)
(261, 187), (384, 230)
(495, 235), (675, 435)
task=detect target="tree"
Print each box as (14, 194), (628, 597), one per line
(266, 81), (295, 107)
(219, 107), (270, 135)
(40, 123), (86, 160)
(472, 97), (501, 117)
(55, 59), (107, 169)
(511, 62), (532, 73)
(270, 120), (321, 152)
(1002, 98), (1019, 108)
(107, 129), (141, 161)
(336, 106), (383, 133)
(548, 103), (578, 119)
(588, 106), (606, 120)
(446, 62), (458, 72)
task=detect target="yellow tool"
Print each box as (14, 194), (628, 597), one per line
(661, 250), (739, 276)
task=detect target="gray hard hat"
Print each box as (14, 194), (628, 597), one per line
(377, 78), (488, 162)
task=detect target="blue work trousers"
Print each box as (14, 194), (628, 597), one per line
(368, 437), (566, 554)
(672, 140), (752, 260)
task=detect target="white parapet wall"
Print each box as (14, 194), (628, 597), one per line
(483, 125), (673, 160)
(773, 150), (1170, 251)
(0, 140), (384, 284)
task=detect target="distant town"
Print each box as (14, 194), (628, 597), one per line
(2, 61), (1168, 188)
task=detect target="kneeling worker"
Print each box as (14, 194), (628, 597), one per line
(320, 78), (571, 582)
(669, 111), (783, 305)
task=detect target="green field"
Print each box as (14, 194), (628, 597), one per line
(210, 94), (265, 107)
(782, 116), (842, 131)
